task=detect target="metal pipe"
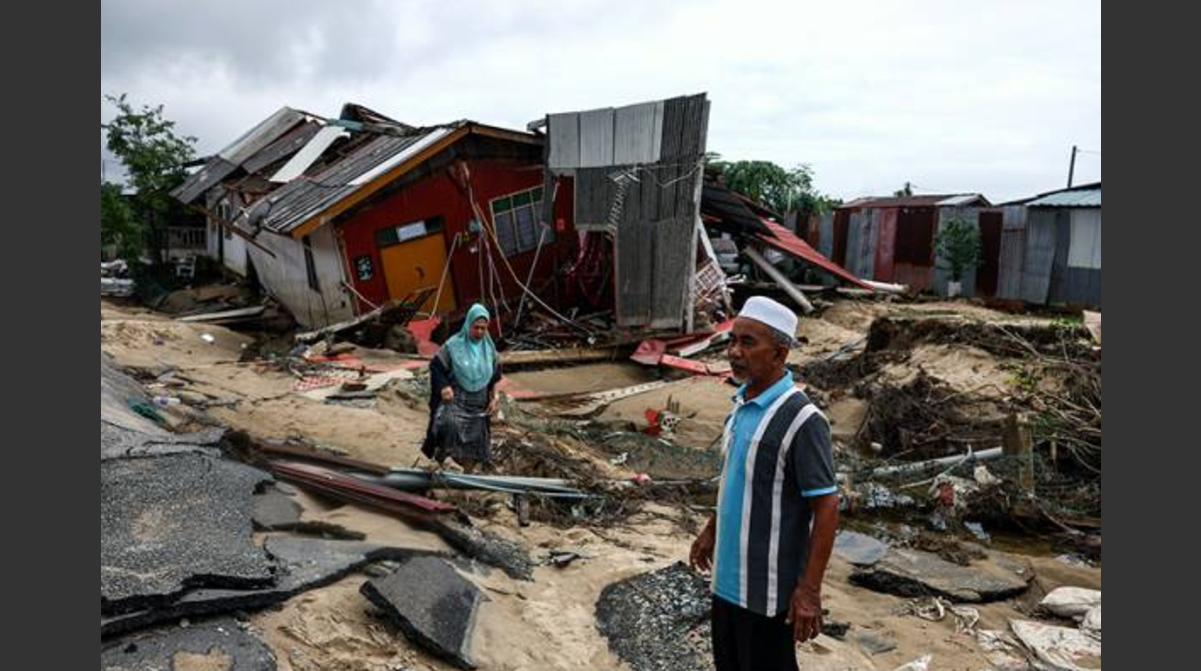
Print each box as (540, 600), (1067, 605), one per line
(869, 446), (1004, 478)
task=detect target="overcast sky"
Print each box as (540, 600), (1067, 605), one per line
(101, 0), (1101, 202)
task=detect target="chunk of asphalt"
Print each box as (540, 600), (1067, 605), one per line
(101, 617), (276, 670)
(435, 519), (534, 581)
(101, 538), (435, 638)
(251, 486), (304, 530)
(361, 555), (485, 670)
(595, 562), (713, 671)
(101, 454), (276, 615)
(849, 548), (1031, 602)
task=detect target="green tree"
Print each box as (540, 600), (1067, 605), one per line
(935, 217), (982, 282)
(101, 182), (140, 259)
(101, 94), (197, 262)
(893, 182), (914, 197)
(708, 159), (838, 216)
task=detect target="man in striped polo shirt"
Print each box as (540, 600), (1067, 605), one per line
(690, 296), (839, 671)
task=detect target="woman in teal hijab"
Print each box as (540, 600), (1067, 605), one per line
(422, 303), (501, 472)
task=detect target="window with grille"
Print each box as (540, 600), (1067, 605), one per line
(489, 187), (554, 257)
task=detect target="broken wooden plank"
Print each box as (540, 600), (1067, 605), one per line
(1083, 310), (1101, 345)
(177, 305), (267, 323)
(557, 380), (675, 418)
(502, 347), (620, 368)
(256, 441), (392, 475)
(295, 299), (403, 343)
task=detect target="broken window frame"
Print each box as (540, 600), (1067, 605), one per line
(302, 234), (320, 292)
(489, 187), (554, 257)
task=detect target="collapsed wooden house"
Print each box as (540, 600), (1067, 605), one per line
(174, 104), (577, 328)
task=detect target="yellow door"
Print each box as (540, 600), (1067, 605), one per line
(380, 234), (456, 314)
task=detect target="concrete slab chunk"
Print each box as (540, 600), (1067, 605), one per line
(102, 538), (425, 638)
(101, 454), (275, 615)
(595, 562), (712, 671)
(101, 618), (276, 670)
(361, 555), (484, 670)
(834, 530), (889, 567)
(850, 548), (1030, 602)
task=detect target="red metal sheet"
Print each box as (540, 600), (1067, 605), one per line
(756, 219), (873, 290)
(270, 460), (456, 513)
(874, 208), (898, 281)
(631, 338), (668, 366)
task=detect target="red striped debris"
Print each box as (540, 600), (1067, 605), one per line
(630, 320), (734, 369)
(268, 460), (455, 514)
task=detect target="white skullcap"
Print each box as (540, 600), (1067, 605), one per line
(738, 296), (798, 342)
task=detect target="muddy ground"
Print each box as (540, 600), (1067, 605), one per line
(101, 295), (1101, 671)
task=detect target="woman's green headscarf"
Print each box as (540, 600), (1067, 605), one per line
(443, 303), (497, 392)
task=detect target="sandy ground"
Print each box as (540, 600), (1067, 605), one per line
(101, 300), (433, 468)
(507, 362), (659, 398)
(249, 490), (1104, 671)
(880, 344), (1015, 400)
(102, 297), (1102, 671)
(599, 375), (734, 449)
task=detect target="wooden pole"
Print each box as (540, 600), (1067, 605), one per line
(744, 246), (815, 314)
(1003, 412), (1035, 491)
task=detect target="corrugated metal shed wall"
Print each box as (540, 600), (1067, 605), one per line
(618, 95), (708, 328)
(1020, 209), (1058, 304)
(245, 226), (353, 328)
(548, 100), (665, 170)
(552, 94), (708, 328)
(844, 210), (878, 280)
(818, 213), (834, 259)
(1048, 207), (1101, 307)
(997, 205), (1027, 300)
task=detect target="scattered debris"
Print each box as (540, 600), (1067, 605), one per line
(820, 618), (851, 640)
(595, 562), (712, 671)
(1083, 310), (1101, 345)
(854, 630), (898, 655)
(1039, 587), (1101, 621)
(177, 304), (268, 324)
(1081, 606), (1101, 636)
(362, 555), (486, 670)
(101, 276), (136, 297)
(1010, 619), (1102, 671)
(546, 550), (584, 568)
(888, 654), (933, 671)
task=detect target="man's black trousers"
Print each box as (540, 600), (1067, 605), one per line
(711, 595), (799, 671)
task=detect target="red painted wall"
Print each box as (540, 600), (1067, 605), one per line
(873, 207), (898, 281)
(337, 158), (577, 320)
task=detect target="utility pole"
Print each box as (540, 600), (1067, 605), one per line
(1067, 145), (1078, 188)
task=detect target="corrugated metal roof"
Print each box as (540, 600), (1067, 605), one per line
(218, 107), (307, 165)
(839, 194), (989, 209)
(1027, 186), (1101, 208)
(759, 219), (872, 290)
(259, 126), (457, 234)
(269, 126), (352, 182)
(170, 158), (238, 204)
(172, 109), (314, 204)
(242, 121), (323, 175)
